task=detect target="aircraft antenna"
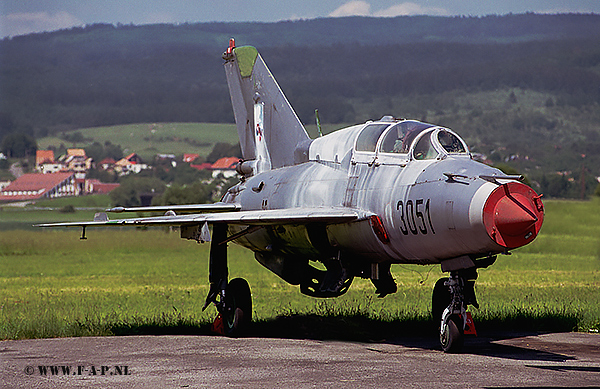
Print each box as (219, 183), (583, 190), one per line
(315, 109), (323, 137)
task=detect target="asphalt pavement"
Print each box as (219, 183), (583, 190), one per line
(1, 332), (599, 388)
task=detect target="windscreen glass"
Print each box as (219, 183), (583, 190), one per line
(379, 121), (434, 154)
(356, 124), (389, 152)
(438, 130), (466, 153)
(413, 131), (438, 160)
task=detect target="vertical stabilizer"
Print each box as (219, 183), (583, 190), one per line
(223, 40), (310, 170)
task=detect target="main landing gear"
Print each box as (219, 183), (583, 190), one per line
(203, 224), (252, 336)
(432, 268), (479, 353)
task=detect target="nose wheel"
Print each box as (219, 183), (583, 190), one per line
(440, 314), (464, 353)
(433, 270), (478, 353)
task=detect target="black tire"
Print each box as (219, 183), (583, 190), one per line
(223, 278), (252, 337)
(440, 314), (464, 353)
(432, 277), (450, 327)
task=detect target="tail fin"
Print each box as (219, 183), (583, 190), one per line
(223, 39), (309, 171)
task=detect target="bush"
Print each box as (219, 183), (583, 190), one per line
(58, 205), (76, 213)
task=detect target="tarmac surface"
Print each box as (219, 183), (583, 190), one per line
(1, 332), (599, 388)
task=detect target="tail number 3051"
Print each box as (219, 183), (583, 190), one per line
(396, 199), (435, 235)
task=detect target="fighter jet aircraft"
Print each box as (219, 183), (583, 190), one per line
(39, 39), (544, 352)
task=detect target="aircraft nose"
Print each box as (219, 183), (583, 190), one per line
(483, 181), (544, 249)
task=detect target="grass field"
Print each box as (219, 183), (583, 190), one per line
(0, 194), (112, 231)
(36, 122), (342, 161)
(37, 123), (239, 161)
(0, 198), (598, 341)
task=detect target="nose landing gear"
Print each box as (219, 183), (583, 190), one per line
(432, 268), (479, 353)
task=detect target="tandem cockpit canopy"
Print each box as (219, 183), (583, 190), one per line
(308, 118), (470, 165)
(355, 119), (470, 161)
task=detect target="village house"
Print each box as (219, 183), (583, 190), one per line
(183, 153), (200, 163)
(189, 157), (239, 178)
(36, 150), (63, 174)
(0, 172), (79, 201)
(98, 157), (117, 171)
(84, 179), (120, 194)
(209, 157), (239, 178)
(60, 149), (93, 173)
(114, 153), (150, 175)
(0, 149), (122, 202)
(156, 153), (177, 168)
(35, 149), (93, 175)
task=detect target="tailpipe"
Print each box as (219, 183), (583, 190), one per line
(483, 181), (544, 249)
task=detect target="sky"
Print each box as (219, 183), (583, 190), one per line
(1, 0), (599, 38)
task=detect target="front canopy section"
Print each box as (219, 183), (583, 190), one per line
(349, 118), (471, 164)
(408, 127), (469, 161)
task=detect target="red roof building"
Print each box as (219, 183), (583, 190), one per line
(183, 153), (200, 163)
(210, 157), (239, 178)
(0, 172), (78, 202)
(36, 150), (55, 166)
(114, 153), (149, 175)
(211, 157), (239, 169)
(85, 179), (120, 194)
(99, 157), (117, 170)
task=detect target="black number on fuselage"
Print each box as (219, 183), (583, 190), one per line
(406, 200), (418, 235)
(396, 198), (435, 235)
(425, 198), (435, 234)
(416, 199), (427, 234)
(396, 200), (409, 235)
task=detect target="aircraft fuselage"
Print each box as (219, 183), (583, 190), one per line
(223, 121), (543, 272)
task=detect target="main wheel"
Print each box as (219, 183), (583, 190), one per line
(440, 314), (464, 353)
(432, 277), (450, 326)
(223, 278), (252, 337)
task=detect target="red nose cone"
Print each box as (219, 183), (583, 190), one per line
(483, 181), (544, 249)
(494, 196), (537, 236)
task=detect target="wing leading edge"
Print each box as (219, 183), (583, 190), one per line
(35, 207), (371, 229)
(106, 203), (242, 214)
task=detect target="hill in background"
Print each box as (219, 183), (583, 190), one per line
(1, 14), (600, 198)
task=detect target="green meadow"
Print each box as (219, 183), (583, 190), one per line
(37, 123), (239, 161)
(0, 198), (598, 341)
(35, 122), (337, 161)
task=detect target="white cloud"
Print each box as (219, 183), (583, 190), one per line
(329, 1), (371, 17)
(1, 11), (83, 37)
(374, 2), (449, 17)
(329, 1), (449, 18)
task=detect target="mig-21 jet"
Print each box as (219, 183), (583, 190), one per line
(39, 39), (544, 352)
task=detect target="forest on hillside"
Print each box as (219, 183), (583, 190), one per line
(1, 14), (600, 198)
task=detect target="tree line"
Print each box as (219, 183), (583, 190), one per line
(1, 15), (599, 199)
(1, 15), (599, 139)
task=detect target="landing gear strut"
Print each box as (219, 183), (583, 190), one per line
(203, 224), (252, 336)
(432, 268), (478, 353)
